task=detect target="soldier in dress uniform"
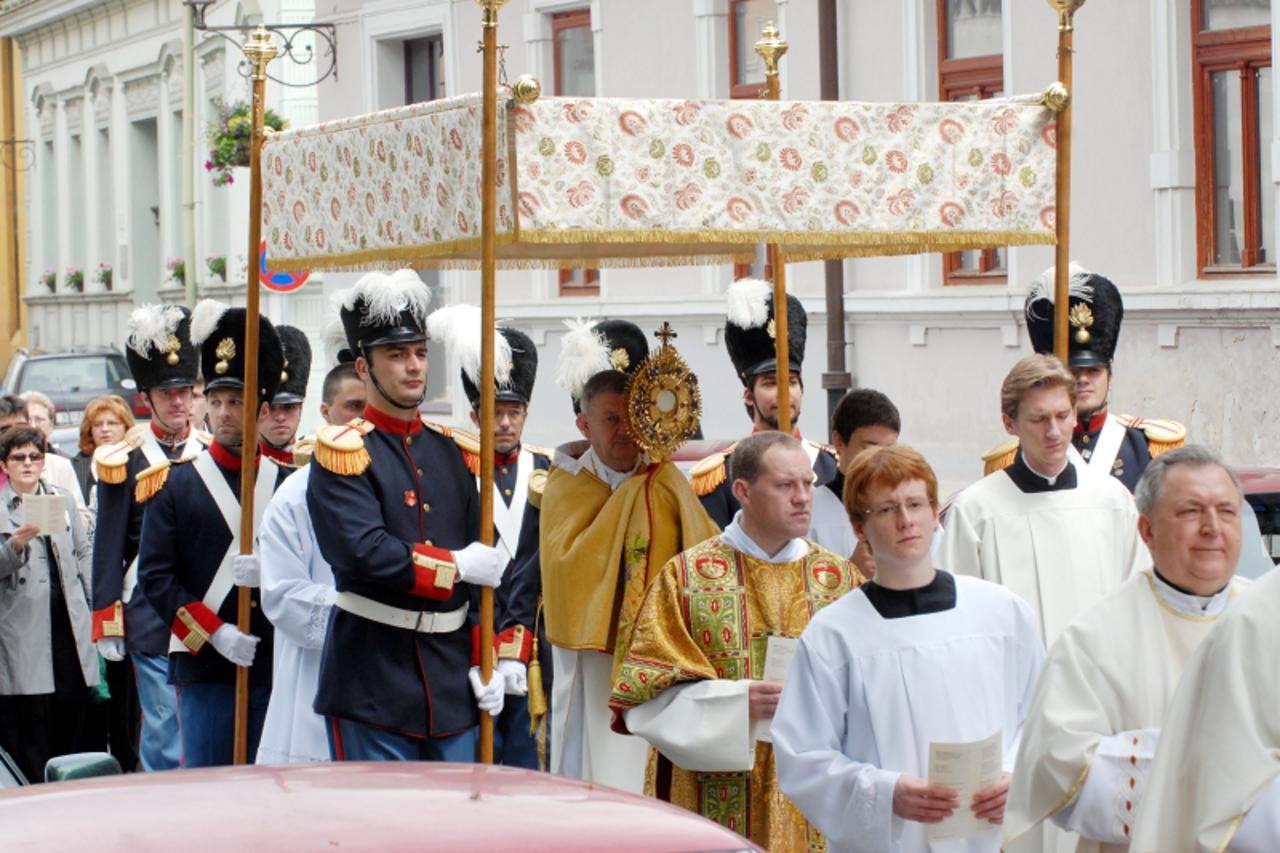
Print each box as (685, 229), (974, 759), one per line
(258, 325), (312, 467)
(135, 300), (290, 767)
(690, 278), (851, 555)
(427, 305), (551, 769)
(91, 303), (210, 771)
(307, 270), (506, 763)
(982, 264), (1185, 490)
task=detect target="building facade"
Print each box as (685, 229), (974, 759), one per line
(5, 0), (1277, 484)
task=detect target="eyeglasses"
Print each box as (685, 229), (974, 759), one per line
(861, 498), (934, 520)
(7, 453), (44, 465)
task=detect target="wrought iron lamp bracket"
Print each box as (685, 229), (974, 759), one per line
(183, 0), (337, 88)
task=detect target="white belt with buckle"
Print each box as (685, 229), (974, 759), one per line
(334, 592), (468, 634)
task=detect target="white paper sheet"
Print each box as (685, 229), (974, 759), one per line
(926, 728), (1003, 841)
(757, 635), (800, 744)
(21, 494), (68, 536)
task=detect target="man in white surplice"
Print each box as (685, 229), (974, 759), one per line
(942, 354), (1150, 648)
(1129, 565), (1280, 853)
(256, 362), (365, 764)
(774, 444), (1045, 853)
(1004, 446), (1247, 852)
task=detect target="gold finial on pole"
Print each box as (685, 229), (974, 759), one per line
(754, 20), (788, 80)
(477, 0), (508, 29)
(511, 73), (542, 105)
(1046, 0), (1087, 32)
(754, 21), (793, 435)
(243, 25), (278, 82)
(1042, 81), (1071, 113)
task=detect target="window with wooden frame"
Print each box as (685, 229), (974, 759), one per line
(553, 8), (599, 295)
(1192, 0), (1273, 274)
(938, 0), (1006, 285)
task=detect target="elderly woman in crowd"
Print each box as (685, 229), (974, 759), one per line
(70, 395), (135, 506)
(0, 424), (99, 783)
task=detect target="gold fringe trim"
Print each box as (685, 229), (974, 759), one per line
(462, 450), (480, 477)
(93, 440), (133, 485)
(175, 606), (212, 654)
(314, 442), (371, 477)
(265, 227), (1054, 273)
(134, 461), (171, 504)
(982, 439), (1020, 476)
(689, 453), (728, 497)
(96, 459), (128, 486)
(1148, 437), (1185, 459)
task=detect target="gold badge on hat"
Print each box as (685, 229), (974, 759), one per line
(766, 318), (777, 340)
(164, 334), (182, 366)
(281, 357), (290, 384)
(609, 347), (630, 371)
(214, 338), (236, 375)
(1069, 303), (1095, 345)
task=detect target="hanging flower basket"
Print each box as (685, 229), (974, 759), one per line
(207, 255), (227, 282)
(65, 267), (84, 293)
(39, 268), (56, 291)
(167, 258), (185, 284)
(95, 262), (113, 290)
(206, 98), (288, 187)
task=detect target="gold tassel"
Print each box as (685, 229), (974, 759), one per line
(314, 441), (371, 476)
(134, 462), (171, 503)
(528, 600), (547, 735)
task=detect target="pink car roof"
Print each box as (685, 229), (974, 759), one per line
(0, 762), (760, 852)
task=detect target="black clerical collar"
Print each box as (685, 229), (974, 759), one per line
(861, 570), (956, 619)
(1152, 566), (1230, 599)
(1005, 451), (1077, 494)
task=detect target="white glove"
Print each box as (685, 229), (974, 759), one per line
(469, 666), (505, 717)
(209, 624), (260, 667)
(97, 637), (126, 662)
(233, 554), (261, 588)
(452, 542), (504, 589)
(497, 658), (528, 696)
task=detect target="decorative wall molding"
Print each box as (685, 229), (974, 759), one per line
(124, 75), (159, 117)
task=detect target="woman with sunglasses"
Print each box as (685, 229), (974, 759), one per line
(0, 425), (99, 783)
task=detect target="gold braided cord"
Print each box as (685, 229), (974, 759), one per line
(268, 227), (1054, 273)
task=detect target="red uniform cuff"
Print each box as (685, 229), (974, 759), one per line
(497, 625), (533, 663)
(92, 601), (125, 641)
(410, 544), (458, 600)
(172, 602), (224, 653)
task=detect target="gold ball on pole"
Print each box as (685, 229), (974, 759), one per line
(511, 74), (542, 105)
(754, 20), (788, 77)
(1043, 82), (1071, 112)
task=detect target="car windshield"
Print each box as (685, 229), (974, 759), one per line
(18, 356), (126, 394)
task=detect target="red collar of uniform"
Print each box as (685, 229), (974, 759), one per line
(210, 441), (260, 472)
(259, 441), (294, 465)
(496, 446), (520, 466)
(1075, 408), (1108, 435)
(151, 420), (190, 444)
(752, 425), (803, 440)
(362, 403), (423, 436)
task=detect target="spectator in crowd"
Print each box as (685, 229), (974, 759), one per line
(0, 395), (90, 531)
(0, 425), (100, 783)
(70, 395), (135, 506)
(19, 391), (56, 443)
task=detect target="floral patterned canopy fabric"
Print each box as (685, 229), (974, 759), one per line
(261, 91), (1058, 271)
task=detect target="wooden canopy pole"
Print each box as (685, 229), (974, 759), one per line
(1049, 1), (1085, 363)
(475, 0), (506, 765)
(756, 22), (791, 435)
(233, 26), (277, 766)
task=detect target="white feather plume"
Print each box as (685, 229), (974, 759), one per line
(126, 304), (185, 357)
(426, 304), (514, 387)
(555, 318), (611, 398)
(342, 269), (432, 329)
(190, 299), (230, 347)
(321, 291), (351, 365)
(1025, 262), (1093, 320)
(726, 277), (772, 329)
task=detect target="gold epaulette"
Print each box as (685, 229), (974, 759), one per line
(528, 467), (548, 510)
(291, 435), (317, 467)
(93, 439), (135, 486)
(450, 426), (482, 476)
(525, 444), (552, 460)
(1115, 415), (1187, 458)
(981, 438), (1020, 476)
(192, 429), (213, 446)
(135, 460), (172, 503)
(689, 445), (734, 497)
(804, 438), (838, 458)
(314, 418), (373, 476)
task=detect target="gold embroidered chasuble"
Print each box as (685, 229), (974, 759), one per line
(611, 537), (861, 853)
(540, 460), (719, 657)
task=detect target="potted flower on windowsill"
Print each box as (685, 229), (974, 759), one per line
(205, 97), (288, 187)
(95, 262), (113, 291)
(39, 268), (56, 292)
(65, 267), (84, 293)
(167, 258), (185, 285)
(207, 255), (227, 283)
